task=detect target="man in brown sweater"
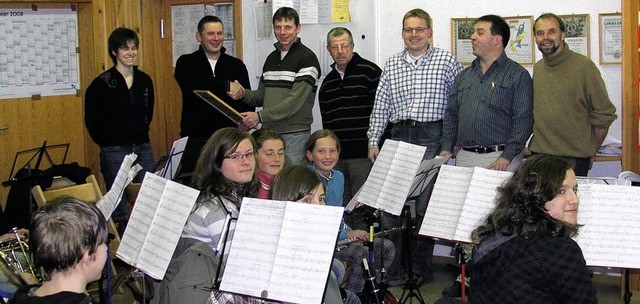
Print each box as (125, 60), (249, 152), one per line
(529, 13), (617, 176)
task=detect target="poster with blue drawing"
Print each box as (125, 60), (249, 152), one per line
(505, 16), (534, 65)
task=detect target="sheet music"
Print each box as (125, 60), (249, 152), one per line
(358, 140), (426, 215)
(576, 184), (640, 268)
(577, 176), (630, 186)
(220, 199), (287, 297)
(419, 166), (511, 243)
(117, 173), (167, 266)
(116, 173), (199, 280)
(269, 203), (342, 303)
(419, 165), (474, 239)
(454, 168), (512, 242)
(137, 180), (199, 279)
(160, 137), (188, 180)
(220, 198), (342, 303)
(96, 153), (141, 219)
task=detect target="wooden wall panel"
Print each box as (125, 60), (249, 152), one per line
(622, 0), (640, 174)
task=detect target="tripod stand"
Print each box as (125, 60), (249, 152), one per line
(399, 206), (425, 304)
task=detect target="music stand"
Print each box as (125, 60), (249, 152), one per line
(2, 141), (69, 230)
(3, 141), (69, 186)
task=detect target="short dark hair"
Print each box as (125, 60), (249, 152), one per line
(108, 27), (139, 65)
(198, 15), (224, 33)
(476, 15), (510, 49)
(252, 128), (285, 150)
(304, 129), (341, 160)
(472, 155), (577, 243)
(191, 127), (259, 208)
(273, 7), (299, 26)
(402, 8), (432, 29)
(30, 196), (108, 280)
(271, 165), (325, 202)
(327, 27), (354, 46)
(534, 13), (565, 33)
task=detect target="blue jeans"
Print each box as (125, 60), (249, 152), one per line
(385, 120), (442, 279)
(100, 142), (155, 229)
(281, 130), (310, 166)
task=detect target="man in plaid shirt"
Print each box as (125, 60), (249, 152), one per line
(367, 8), (463, 286)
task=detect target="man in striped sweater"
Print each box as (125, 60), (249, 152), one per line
(228, 7), (320, 166)
(318, 27), (382, 205)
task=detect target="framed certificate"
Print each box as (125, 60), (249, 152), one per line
(558, 14), (590, 58)
(599, 13), (622, 64)
(451, 18), (477, 65)
(193, 90), (244, 125)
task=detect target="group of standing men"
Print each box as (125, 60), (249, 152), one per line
(86, 4), (617, 290)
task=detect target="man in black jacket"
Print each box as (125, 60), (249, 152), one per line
(174, 16), (252, 179)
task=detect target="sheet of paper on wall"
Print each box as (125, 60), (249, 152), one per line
(159, 137), (188, 181)
(96, 153), (142, 220)
(223, 40), (236, 57)
(356, 140), (426, 216)
(205, 3), (234, 39)
(331, 0), (351, 22)
(171, 4), (206, 66)
(117, 172), (200, 280)
(254, 0), (273, 40)
(299, 0), (319, 24)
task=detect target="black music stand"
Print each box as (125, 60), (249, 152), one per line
(398, 205), (425, 304)
(2, 141), (69, 230)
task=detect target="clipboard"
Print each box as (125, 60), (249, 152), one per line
(193, 90), (244, 125)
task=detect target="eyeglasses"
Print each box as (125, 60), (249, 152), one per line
(402, 27), (428, 34)
(224, 152), (255, 161)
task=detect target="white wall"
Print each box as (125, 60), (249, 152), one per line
(241, 0), (622, 141)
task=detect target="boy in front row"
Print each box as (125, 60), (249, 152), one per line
(9, 196), (108, 304)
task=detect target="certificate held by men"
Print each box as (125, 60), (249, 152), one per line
(193, 90), (244, 125)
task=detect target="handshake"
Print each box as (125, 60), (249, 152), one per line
(227, 80), (246, 100)
(226, 80), (259, 130)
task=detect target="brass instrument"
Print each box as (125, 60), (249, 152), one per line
(0, 228), (39, 286)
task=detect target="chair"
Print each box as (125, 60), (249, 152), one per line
(31, 175), (121, 275)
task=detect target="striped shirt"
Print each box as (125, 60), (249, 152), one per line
(319, 53), (382, 159)
(368, 46), (463, 148)
(441, 52), (533, 161)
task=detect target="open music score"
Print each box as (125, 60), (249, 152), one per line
(575, 184), (640, 268)
(419, 165), (512, 243)
(421, 165), (640, 269)
(219, 198), (343, 304)
(116, 172), (199, 280)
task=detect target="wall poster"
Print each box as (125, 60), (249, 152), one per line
(504, 16), (534, 65)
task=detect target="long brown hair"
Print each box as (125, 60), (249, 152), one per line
(191, 128), (259, 208)
(472, 155), (578, 243)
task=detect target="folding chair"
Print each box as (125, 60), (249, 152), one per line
(31, 175), (121, 276)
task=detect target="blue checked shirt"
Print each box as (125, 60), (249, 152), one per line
(368, 46), (464, 148)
